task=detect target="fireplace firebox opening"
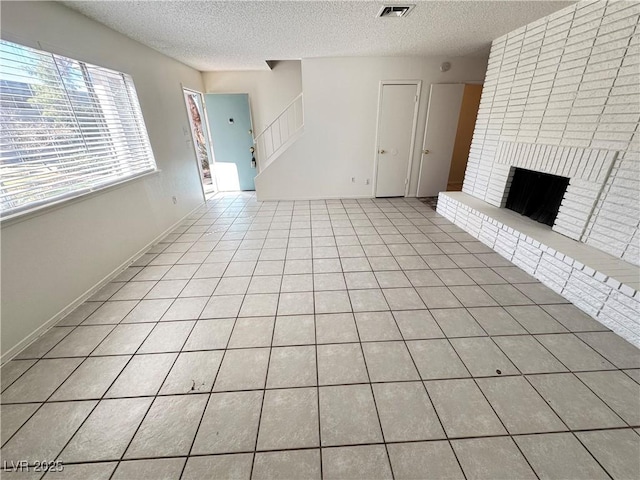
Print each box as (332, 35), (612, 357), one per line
(505, 167), (570, 227)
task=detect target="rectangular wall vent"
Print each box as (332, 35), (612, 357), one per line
(377, 5), (415, 17)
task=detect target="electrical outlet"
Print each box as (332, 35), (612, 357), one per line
(172, 196), (177, 204)
(365, 178), (370, 185)
(351, 177), (356, 183)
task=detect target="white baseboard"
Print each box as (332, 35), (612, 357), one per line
(0, 202), (205, 365)
(255, 193), (422, 202)
(255, 193), (375, 202)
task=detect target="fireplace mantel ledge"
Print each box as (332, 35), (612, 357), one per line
(437, 191), (639, 346)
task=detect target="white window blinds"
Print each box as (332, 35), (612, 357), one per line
(0, 39), (157, 219)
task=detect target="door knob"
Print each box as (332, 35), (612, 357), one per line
(422, 149), (430, 155)
(378, 149), (386, 154)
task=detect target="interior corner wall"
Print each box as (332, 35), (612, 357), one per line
(462, 0), (640, 265)
(0, 1), (206, 358)
(202, 61), (303, 136)
(255, 56), (488, 201)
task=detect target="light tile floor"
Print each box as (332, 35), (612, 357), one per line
(2, 192), (639, 480)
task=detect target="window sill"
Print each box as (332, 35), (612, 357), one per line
(1, 169), (162, 228)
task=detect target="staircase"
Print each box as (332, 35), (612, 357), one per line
(253, 93), (303, 171)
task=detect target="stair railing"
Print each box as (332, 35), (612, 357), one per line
(253, 93), (303, 170)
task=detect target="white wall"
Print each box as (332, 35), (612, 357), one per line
(255, 56), (487, 200)
(1, 1), (205, 358)
(463, 0), (640, 265)
(202, 61), (302, 135)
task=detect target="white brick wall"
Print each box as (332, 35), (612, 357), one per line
(437, 193), (640, 346)
(463, 0), (640, 265)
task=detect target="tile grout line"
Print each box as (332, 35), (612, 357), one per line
(393, 204), (557, 477)
(385, 206), (472, 480)
(106, 314), (200, 478)
(3, 371), (639, 410)
(176, 197), (248, 480)
(310, 213), (324, 480)
(2, 193), (637, 478)
(248, 216), (287, 479)
(0, 305), (168, 454)
(506, 332), (632, 480)
(29, 306), (182, 471)
(12, 425), (639, 469)
(344, 217), (396, 480)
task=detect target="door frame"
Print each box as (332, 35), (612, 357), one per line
(182, 86), (217, 199)
(372, 80), (422, 198)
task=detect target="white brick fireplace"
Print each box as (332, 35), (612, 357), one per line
(489, 142), (618, 241)
(438, 0), (640, 344)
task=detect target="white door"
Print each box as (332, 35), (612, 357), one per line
(417, 84), (465, 197)
(375, 83), (420, 197)
(183, 89), (216, 196)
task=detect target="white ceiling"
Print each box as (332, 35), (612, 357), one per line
(63, 1), (575, 71)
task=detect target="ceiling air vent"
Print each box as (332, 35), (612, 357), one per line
(377, 5), (415, 18)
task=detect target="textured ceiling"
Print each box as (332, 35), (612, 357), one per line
(63, 1), (575, 71)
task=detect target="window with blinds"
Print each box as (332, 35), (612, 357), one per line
(0, 39), (157, 219)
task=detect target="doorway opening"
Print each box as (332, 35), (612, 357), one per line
(417, 83), (482, 198)
(446, 84), (482, 191)
(204, 93), (257, 191)
(183, 88), (216, 197)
